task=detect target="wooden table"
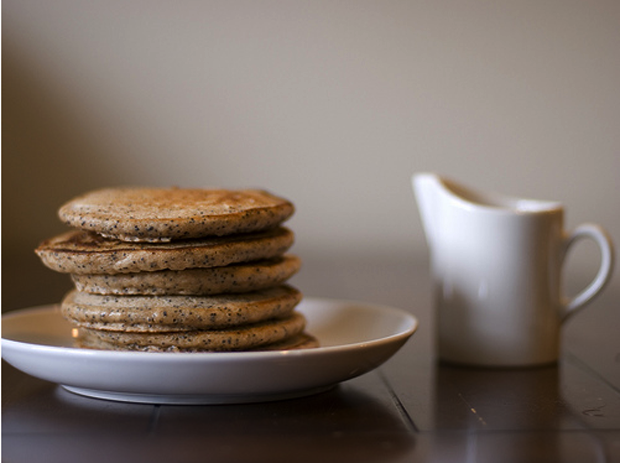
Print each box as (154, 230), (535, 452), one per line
(3, 252), (620, 462)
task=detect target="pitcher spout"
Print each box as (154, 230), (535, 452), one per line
(412, 173), (563, 239)
(411, 173), (446, 246)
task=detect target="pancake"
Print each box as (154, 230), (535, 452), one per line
(75, 330), (317, 352)
(73, 311), (307, 352)
(58, 187), (295, 242)
(70, 255), (301, 296)
(61, 285), (302, 332)
(76, 331), (318, 352)
(35, 227), (294, 275)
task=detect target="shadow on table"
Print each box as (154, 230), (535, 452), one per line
(2, 380), (417, 463)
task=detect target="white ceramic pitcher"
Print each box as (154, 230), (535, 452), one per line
(412, 173), (615, 367)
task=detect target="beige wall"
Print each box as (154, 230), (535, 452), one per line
(4, 1), (620, 280)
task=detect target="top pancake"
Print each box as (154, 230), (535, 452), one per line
(58, 187), (295, 242)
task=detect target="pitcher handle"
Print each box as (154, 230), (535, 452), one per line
(560, 223), (615, 322)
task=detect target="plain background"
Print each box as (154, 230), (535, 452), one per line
(3, 0), (619, 307)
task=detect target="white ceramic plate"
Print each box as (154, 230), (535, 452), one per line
(1, 298), (418, 404)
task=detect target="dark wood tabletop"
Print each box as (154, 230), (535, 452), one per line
(3, 251), (620, 463)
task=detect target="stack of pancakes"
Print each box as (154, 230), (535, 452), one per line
(36, 187), (317, 352)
